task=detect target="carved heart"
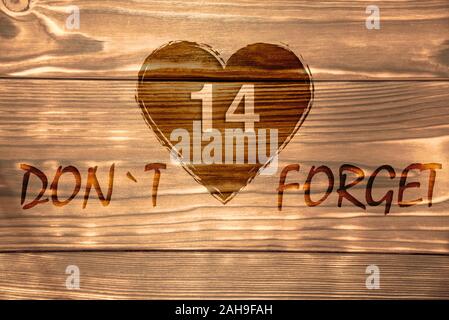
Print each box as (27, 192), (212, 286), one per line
(136, 41), (313, 203)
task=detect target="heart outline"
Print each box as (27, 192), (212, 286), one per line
(136, 41), (314, 203)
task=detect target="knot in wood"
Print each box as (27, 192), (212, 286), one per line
(2, 0), (30, 13)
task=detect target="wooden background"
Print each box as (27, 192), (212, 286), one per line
(0, 0), (449, 299)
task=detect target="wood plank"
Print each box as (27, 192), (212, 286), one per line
(0, 0), (448, 80)
(0, 79), (448, 253)
(0, 251), (448, 299)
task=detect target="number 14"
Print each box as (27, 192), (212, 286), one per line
(191, 84), (260, 132)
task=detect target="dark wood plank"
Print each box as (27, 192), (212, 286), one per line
(0, 251), (448, 299)
(0, 0), (448, 79)
(0, 79), (448, 253)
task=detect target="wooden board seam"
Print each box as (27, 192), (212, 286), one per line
(2, 77), (449, 82)
(1, 249), (449, 257)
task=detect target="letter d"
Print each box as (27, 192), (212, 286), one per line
(20, 164), (49, 209)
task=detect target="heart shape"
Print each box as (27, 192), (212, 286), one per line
(136, 41), (313, 203)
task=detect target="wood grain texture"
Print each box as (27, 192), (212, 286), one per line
(0, 0), (448, 80)
(0, 79), (448, 253)
(0, 251), (448, 299)
(1, 0), (449, 300)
